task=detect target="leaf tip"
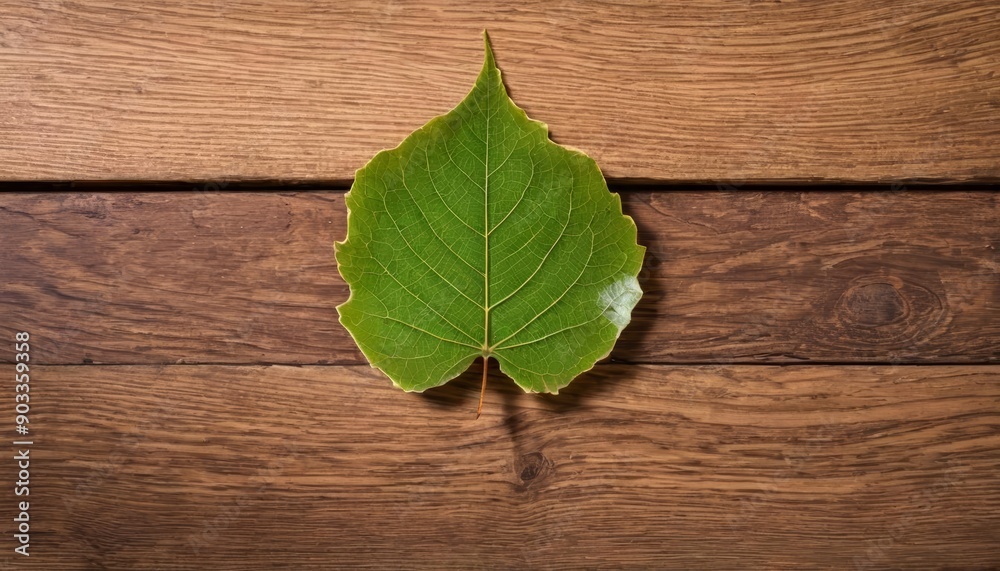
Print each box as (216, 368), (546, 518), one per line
(482, 29), (496, 71)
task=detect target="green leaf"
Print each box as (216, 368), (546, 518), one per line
(336, 33), (644, 394)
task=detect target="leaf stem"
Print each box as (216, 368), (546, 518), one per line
(476, 355), (489, 419)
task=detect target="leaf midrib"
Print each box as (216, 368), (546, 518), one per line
(482, 70), (491, 355)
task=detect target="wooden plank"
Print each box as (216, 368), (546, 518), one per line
(7, 363), (999, 569)
(636, 190), (1000, 364)
(1, 1), (999, 182)
(2, 191), (998, 365)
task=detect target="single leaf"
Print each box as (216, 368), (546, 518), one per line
(336, 33), (644, 395)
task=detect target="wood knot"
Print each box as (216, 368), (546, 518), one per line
(516, 452), (551, 483)
(840, 282), (907, 326)
(823, 272), (949, 351)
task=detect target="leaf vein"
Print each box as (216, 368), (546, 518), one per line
(492, 218), (596, 349)
(363, 312), (481, 351)
(488, 179), (573, 311)
(368, 243), (482, 347)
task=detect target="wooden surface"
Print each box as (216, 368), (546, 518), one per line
(1, 191), (997, 366)
(1, 189), (998, 569)
(2, 0), (1000, 182)
(2, 364), (997, 570)
(2, 1), (1000, 569)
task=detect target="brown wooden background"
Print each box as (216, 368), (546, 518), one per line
(2, 1), (999, 569)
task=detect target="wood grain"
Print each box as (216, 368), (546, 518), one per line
(6, 363), (998, 569)
(1, 191), (997, 365)
(2, 1), (999, 182)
